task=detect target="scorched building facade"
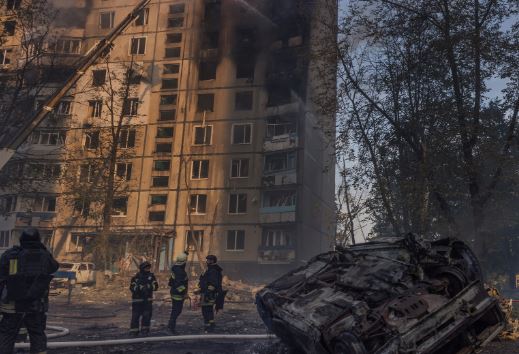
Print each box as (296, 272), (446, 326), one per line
(0, 0), (336, 278)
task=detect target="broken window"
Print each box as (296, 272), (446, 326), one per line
(149, 211), (166, 222)
(189, 194), (207, 214)
(157, 127), (174, 138)
(79, 164), (94, 183)
(197, 93), (214, 112)
(192, 160), (209, 179)
(229, 193), (247, 214)
(227, 230), (245, 251)
(169, 3), (185, 14)
(56, 100), (72, 115)
(199, 61), (217, 81)
(115, 162), (132, 181)
(152, 176), (169, 187)
(155, 143), (172, 153)
(50, 39), (81, 54)
(3, 21), (16, 36)
(262, 190), (296, 208)
(31, 131), (66, 145)
(236, 56), (255, 79)
(0, 49), (12, 65)
(166, 33), (182, 44)
(203, 0), (221, 27)
(262, 229), (292, 248)
(165, 47), (181, 58)
(267, 84), (292, 106)
(186, 230), (204, 251)
(162, 78), (178, 89)
(42, 66), (74, 83)
(122, 98), (139, 116)
(134, 8), (149, 26)
(232, 124), (252, 144)
(112, 197), (128, 216)
(235, 91), (253, 111)
(92, 69), (106, 86)
(99, 11), (115, 29)
(89, 100), (103, 117)
(130, 37), (146, 55)
(127, 69), (141, 85)
(231, 158), (249, 178)
(160, 95), (177, 105)
(153, 160), (171, 171)
(159, 109), (176, 121)
(150, 194), (168, 205)
(168, 17), (184, 28)
(264, 152), (296, 172)
(119, 128), (136, 148)
(193, 125), (212, 145)
(201, 31), (219, 50)
(34, 196), (56, 212)
(163, 64), (180, 74)
(234, 27), (255, 52)
(84, 131), (100, 149)
(266, 116), (297, 137)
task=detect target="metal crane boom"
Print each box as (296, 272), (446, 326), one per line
(0, 0), (151, 170)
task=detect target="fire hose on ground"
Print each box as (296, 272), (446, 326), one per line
(15, 332), (275, 349)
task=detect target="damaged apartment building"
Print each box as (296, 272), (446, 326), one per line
(0, 0), (336, 278)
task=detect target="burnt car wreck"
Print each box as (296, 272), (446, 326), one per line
(256, 235), (505, 354)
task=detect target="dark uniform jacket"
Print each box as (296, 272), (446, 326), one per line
(168, 263), (188, 301)
(0, 241), (59, 313)
(130, 271), (158, 303)
(199, 264), (223, 305)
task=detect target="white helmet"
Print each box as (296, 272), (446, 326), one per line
(175, 252), (188, 263)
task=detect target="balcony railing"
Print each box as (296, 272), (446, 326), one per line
(262, 170), (297, 186)
(258, 247), (296, 264)
(259, 206), (296, 223)
(263, 133), (298, 152)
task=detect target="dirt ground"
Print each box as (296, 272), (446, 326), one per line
(11, 278), (519, 353)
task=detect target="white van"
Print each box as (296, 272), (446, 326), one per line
(57, 262), (96, 284)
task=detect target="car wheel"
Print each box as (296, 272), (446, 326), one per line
(333, 332), (368, 354)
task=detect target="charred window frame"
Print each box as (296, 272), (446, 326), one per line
(199, 61), (217, 81)
(201, 31), (219, 50)
(3, 21), (16, 36)
(197, 93), (214, 112)
(92, 69), (106, 86)
(203, 0), (221, 28)
(236, 56), (255, 80)
(235, 91), (253, 111)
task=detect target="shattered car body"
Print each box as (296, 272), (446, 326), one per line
(256, 235), (505, 354)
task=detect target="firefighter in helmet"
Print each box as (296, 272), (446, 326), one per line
(168, 251), (189, 333)
(0, 228), (59, 354)
(198, 254), (223, 333)
(129, 261), (158, 336)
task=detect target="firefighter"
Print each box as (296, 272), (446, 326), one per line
(168, 252), (189, 333)
(129, 261), (158, 336)
(0, 228), (59, 354)
(198, 254), (223, 333)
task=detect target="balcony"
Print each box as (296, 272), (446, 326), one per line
(15, 211), (55, 227)
(262, 170), (297, 187)
(263, 133), (298, 152)
(258, 246), (296, 264)
(259, 205), (296, 223)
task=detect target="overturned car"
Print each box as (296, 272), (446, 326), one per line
(256, 235), (505, 354)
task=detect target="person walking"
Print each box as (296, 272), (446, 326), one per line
(198, 255), (223, 333)
(129, 261), (158, 336)
(168, 252), (189, 333)
(0, 228), (59, 354)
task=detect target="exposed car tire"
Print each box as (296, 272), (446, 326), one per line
(333, 332), (368, 354)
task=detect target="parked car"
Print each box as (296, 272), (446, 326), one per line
(55, 262), (96, 285)
(256, 234), (505, 354)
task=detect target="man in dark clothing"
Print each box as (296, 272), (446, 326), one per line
(167, 252), (188, 333)
(198, 254), (223, 333)
(129, 261), (158, 336)
(0, 228), (59, 354)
